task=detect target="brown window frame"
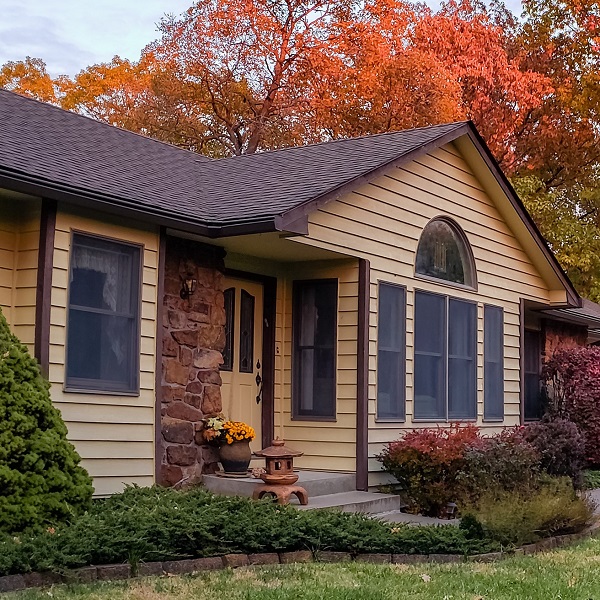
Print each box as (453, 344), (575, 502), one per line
(291, 278), (338, 421)
(64, 231), (142, 396)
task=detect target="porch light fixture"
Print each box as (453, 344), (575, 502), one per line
(180, 277), (197, 299)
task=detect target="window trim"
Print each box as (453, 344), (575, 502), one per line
(375, 281), (407, 422)
(483, 303), (505, 422)
(414, 216), (478, 291)
(64, 230), (143, 396)
(412, 289), (478, 422)
(291, 278), (338, 422)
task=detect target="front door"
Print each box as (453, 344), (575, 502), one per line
(220, 277), (264, 451)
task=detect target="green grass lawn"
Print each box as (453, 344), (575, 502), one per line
(7, 537), (600, 600)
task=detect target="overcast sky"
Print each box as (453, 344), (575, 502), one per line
(0, 0), (191, 77)
(0, 0), (524, 78)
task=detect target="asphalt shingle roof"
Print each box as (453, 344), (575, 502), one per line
(0, 89), (466, 226)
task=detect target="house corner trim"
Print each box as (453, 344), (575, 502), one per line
(34, 198), (57, 377)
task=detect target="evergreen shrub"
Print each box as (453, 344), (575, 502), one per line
(0, 308), (93, 534)
(0, 486), (498, 577)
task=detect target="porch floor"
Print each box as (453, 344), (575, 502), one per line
(202, 470), (403, 514)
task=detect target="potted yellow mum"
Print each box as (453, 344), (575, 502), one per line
(203, 415), (256, 476)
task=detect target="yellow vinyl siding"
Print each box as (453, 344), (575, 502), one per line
(0, 194), (40, 351)
(50, 207), (159, 496)
(223, 253), (358, 473)
(280, 260), (358, 473)
(291, 143), (553, 487)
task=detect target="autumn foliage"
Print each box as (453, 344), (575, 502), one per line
(543, 347), (600, 466)
(3, 0), (600, 298)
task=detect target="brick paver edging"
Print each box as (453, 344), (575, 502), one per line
(1, 527), (598, 594)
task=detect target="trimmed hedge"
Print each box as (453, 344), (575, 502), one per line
(0, 486), (498, 576)
(0, 308), (93, 535)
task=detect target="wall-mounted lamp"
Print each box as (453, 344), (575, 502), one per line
(180, 278), (197, 299)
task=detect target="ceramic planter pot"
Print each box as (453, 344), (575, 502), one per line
(219, 440), (252, 475)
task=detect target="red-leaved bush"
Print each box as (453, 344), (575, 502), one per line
(543, 347), (600, 466)
(516, 418), (586, 485)
(378, 424), (484, 515)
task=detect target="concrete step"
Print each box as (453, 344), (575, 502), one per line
(203, 470), (357, 498)
(296, 491), (403, 514)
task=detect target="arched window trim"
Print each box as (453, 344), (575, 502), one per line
(414, 216), (478, 291)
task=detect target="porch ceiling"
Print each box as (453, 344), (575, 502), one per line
(166, 229), (352, 262)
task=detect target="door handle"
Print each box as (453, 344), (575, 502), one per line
(256, 360), (262, 404)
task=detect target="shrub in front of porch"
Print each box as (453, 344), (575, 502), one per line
(377, 424), (483, 515)
(467, 476), (593, 547)
(0, 308), (93, 535)
(378, 423), (592, 533)
(0, 485), (498, 577)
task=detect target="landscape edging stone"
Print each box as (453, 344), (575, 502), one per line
(0, 525), (598, 594)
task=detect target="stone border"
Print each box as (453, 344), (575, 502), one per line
(1, 528), (598, 594)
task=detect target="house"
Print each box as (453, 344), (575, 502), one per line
(0, 89), (597, 495)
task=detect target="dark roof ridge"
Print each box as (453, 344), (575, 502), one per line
(0, 89), (212, 162)
(218, 121), (468, 162)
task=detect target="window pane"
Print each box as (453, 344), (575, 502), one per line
(484, 305), (504, 420)
(66, 234), (140, 392)
(222, 288), (235, 371)
(377, 283), (406, 419)
(524, 330), (543, 420)
(415, 220), (474, 286)
(239, 290), (254, 373)
(414, 291), (446, 419)
(70, 235), (135, 314)
(67, 312), (136, 389)
(293, 280), (337, 419)
(448, 299), (476, 419)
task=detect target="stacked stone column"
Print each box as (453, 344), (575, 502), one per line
(159, 237), (226, 487)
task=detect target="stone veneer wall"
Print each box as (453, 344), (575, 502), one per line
(542, 319), (588, 360)
(159, 237), (226, 487)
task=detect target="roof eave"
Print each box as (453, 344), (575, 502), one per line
(0, 170), (307, 239)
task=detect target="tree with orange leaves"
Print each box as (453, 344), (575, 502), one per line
(410, 0), (552, 175)
(0, 57), (60, 104)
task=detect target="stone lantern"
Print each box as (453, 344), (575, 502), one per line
(252, 438), (308, 505)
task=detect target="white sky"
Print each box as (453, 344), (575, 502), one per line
(0, 0), (524, 78)
(0, 0), (192, 77)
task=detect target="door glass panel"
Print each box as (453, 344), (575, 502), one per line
(222, 287), (235, 371)
(239, 289), (254, 373)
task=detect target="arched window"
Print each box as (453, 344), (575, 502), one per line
(415, 218), (476, 288)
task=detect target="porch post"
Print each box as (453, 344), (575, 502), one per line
(154, 226), (167, 484)
(356, 258), (370, 491)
